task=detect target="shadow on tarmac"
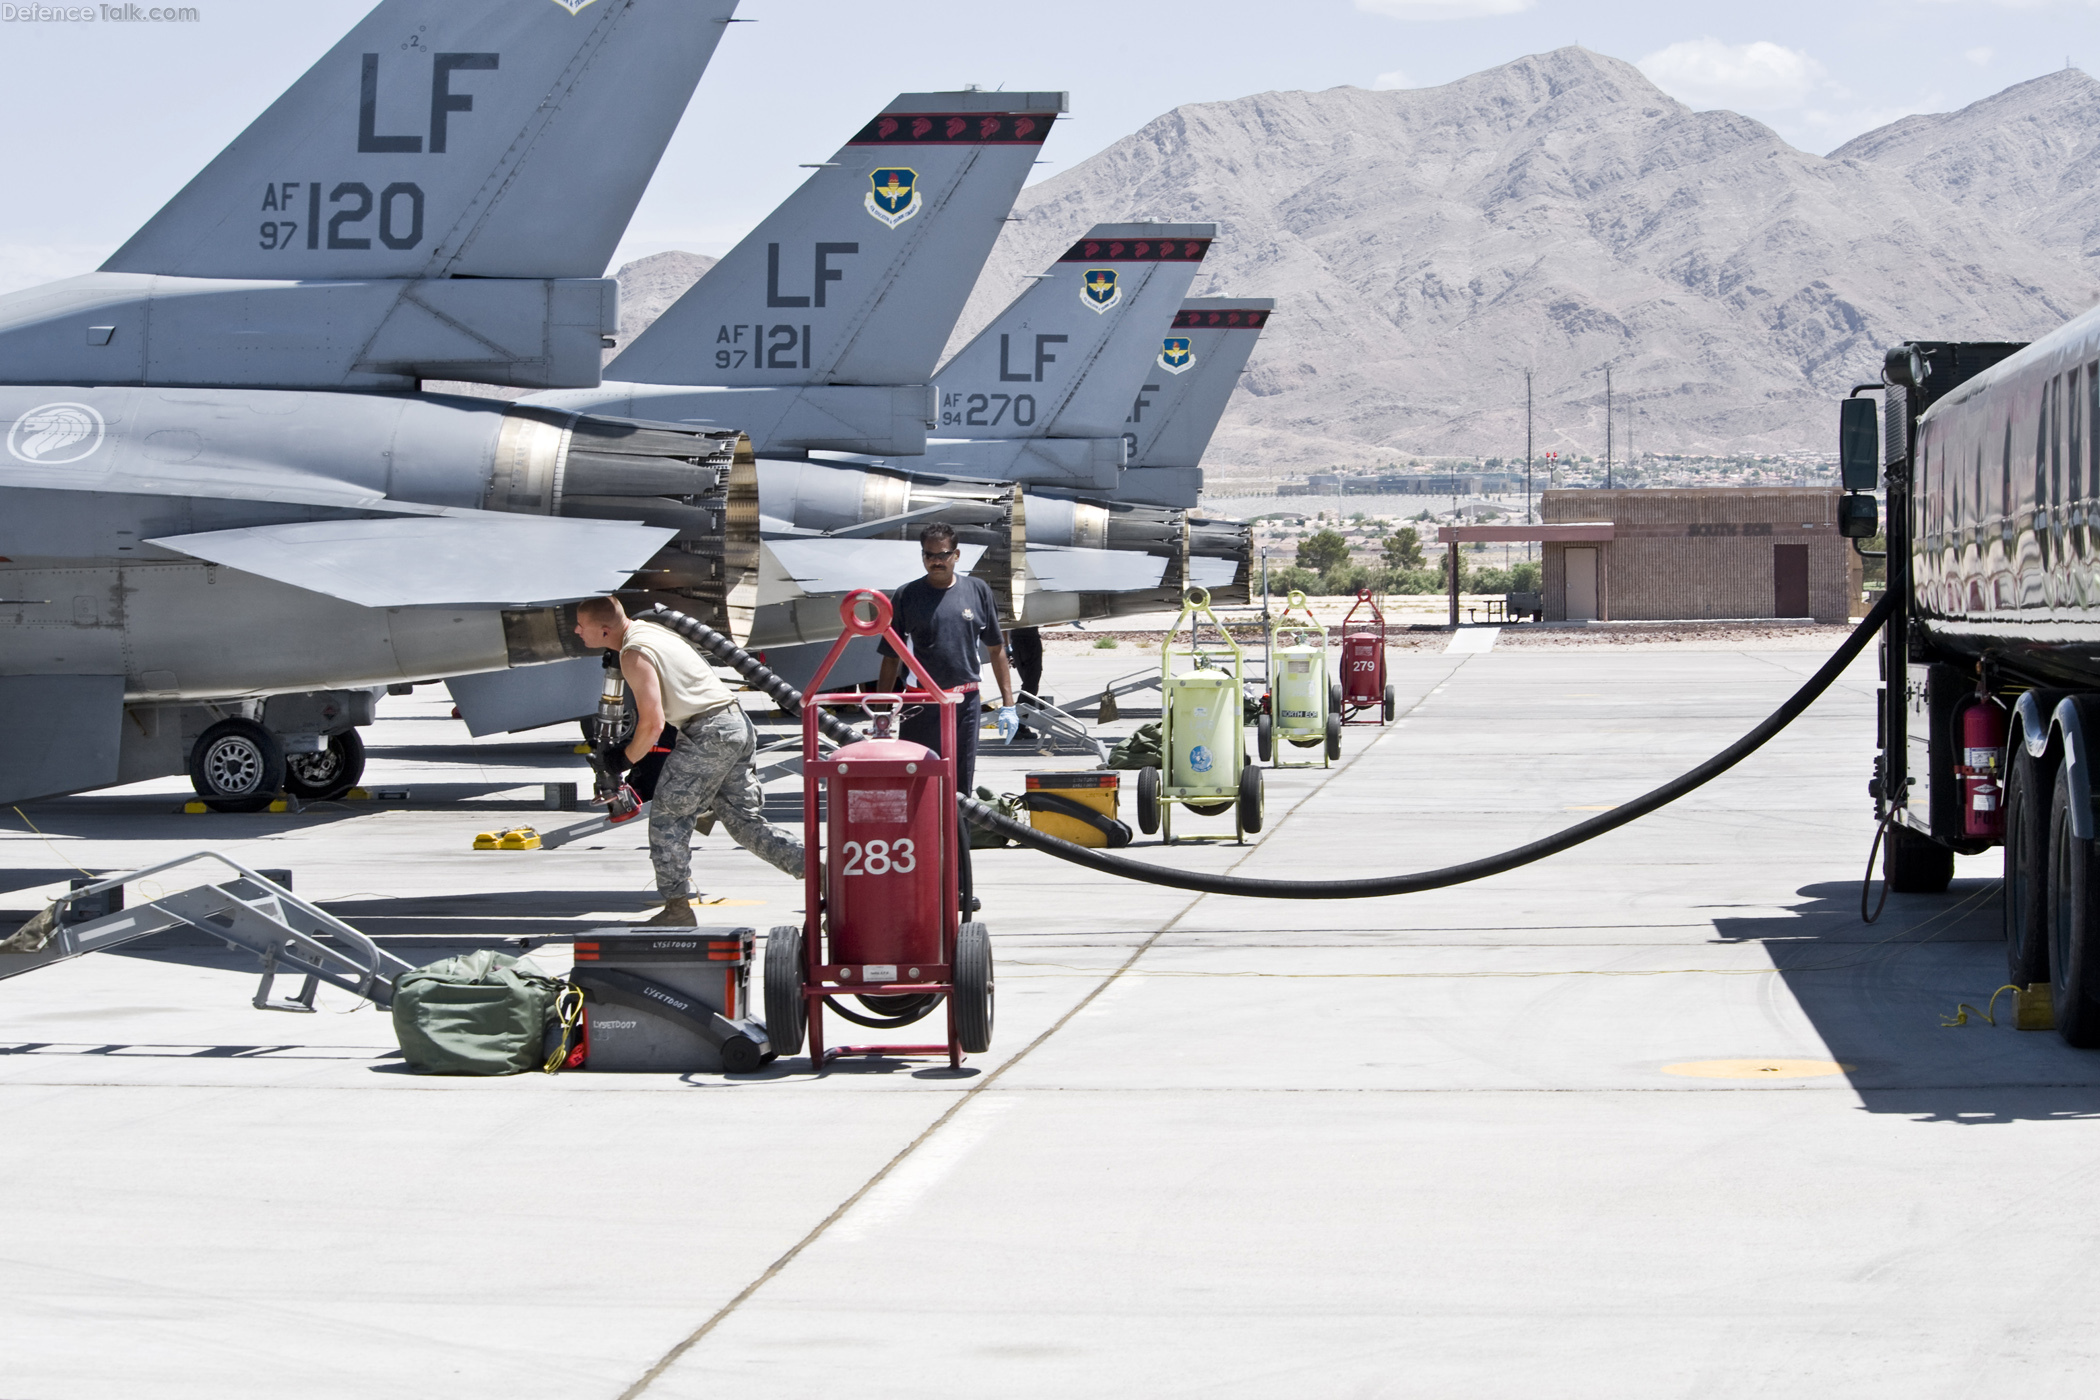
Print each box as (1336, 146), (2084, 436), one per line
(1713, 879), (2100, 1123)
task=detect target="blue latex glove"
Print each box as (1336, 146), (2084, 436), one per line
(995, 705), (1020, 744)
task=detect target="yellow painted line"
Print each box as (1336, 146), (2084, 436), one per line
(1661, 1058), (1852, 1080)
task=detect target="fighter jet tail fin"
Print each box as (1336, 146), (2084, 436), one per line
(609, 90), (1067, 388)
(934, 223), (1215, 441)
(1128, 299), (1273, 469)
(104, 0), (742, 282)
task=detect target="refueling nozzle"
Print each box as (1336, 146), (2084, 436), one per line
(587, 653), (634, 812)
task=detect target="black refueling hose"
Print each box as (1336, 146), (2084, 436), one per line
(637, 592), (1891, 901)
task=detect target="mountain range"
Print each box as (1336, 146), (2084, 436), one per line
(938, 49), (2100, 476)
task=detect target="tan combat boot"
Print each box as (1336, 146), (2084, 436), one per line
(641, 897), (697, 927)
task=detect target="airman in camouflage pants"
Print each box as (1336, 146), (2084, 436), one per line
(649, 707), (805, 900)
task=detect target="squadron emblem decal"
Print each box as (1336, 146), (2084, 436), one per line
(1158, 337), (1194, 374)
(1081, 268), (1120, 313)
(547, 0), (602, 15)
(7, 402), (106, 465)
(865, 168), (920, 229)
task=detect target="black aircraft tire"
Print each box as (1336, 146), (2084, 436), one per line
(2048, 770), (2100, 1047)
(2005, 745), (2052, 986)
(953, 920), (995, 1054)
(283, 730), (365, 801)
(1256, 713), (1273, 763)
(1883, 823), (1955, 894)
(189, 718), (286, 813)
(1325, 713), (1343, 762)
(763, 924), (807, 1058)
(1136, 767), (1160, 836)
(1238, 763), (1264, 834)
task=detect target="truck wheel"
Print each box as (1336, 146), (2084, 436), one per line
(2004, 745), (2052, 985)
(1883, 823), (1954, 894)
(1136, 766), (1160, 836)
(1325, 713), (1343, 762)
(763, 924), (807, 1058)
(953, 921), (994, 1054)
(283, 730), (365, 801)
(188, 718), (285, 813)
(1256, 713), (1273, 763)
(1383, 684), (1396, 723)
(1238, 763), (1264, 834)
(2048, 771), (2100, 1046)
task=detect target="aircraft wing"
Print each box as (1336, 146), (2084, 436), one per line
(1, 455), (420, 512)
(146, 515), (674, 609)
(1025, 544), (1170, 593)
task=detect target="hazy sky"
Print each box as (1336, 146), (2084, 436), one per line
(0, 0), (2090, 292)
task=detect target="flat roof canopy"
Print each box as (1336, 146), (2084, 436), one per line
(1436, 522), (1614, 544)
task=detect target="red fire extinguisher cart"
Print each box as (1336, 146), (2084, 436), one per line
(1337, 589), (1397, 726)
(763, 590), (993, 1071)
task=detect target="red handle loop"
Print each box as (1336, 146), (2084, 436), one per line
(839, 589), (893, 637)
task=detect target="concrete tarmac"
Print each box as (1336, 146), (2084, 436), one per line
(4, 637), (2093, 1398)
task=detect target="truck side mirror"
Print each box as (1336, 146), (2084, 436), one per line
(1841, 398), (1879, 491)
(1839, 493), (1879, 539)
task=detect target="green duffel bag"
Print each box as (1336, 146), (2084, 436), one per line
(391, 949), (563, 1076)
(1107, 721), (1163, 771)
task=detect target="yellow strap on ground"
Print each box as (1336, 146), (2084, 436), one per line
(1941, 984), (2021, 1027)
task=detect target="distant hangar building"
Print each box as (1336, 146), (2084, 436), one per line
(1539, 488), (1862, 624)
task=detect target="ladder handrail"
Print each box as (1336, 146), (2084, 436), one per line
(56, 851), (392, 974)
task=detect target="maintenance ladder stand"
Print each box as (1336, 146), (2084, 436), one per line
(0, 853), (413, 1012)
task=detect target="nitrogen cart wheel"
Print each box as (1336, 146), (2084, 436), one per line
(2004, 744), (2052, 986)
(283, 730), (365, 801)
(1256, 712), (1273, 763)
(2048, 770), (2100, 1047)
(953, 920), (995, 1054)
(1382, 684), (1396, 723)
(1136, 766), (1160, 836)
(1325, 712), (1342, 763)
(1883, 823), (1954, 894)
(1330, 680), (1343, 716)
(763, 924), (807, 1057)
(1237, 763), (1264, 834)
(188, 718), (286, 813)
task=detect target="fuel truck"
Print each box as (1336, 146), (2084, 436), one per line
(1848, 302), (2100, 1045)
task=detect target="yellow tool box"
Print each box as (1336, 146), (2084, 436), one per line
(1024, 771), (1122, 848)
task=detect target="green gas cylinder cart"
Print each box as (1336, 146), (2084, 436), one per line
(1257, 590), (1342, 768)
(1132, 588), (1263, 844)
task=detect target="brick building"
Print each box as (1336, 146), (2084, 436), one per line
(1539, 489), (1861, 624)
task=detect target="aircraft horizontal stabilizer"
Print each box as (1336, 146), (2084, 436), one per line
(1189, 556), (1242, 590)
(1025, 545), (1169, 593)
(147, 515), (675, 609)
(763, 539), (986, 598)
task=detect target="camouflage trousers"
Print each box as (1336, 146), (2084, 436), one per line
(648, 707), (805, 898)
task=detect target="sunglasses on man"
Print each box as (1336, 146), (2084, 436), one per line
(922, 548), (959, 561)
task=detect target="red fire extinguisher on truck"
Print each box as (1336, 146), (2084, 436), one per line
(1955, 687), (2008, 840)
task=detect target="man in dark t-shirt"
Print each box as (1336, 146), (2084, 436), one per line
(877, 523), (1017, 908)
(876, 521), (1017, 802)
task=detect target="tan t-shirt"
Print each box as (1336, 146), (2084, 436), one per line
(621, 619), (736, 727)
